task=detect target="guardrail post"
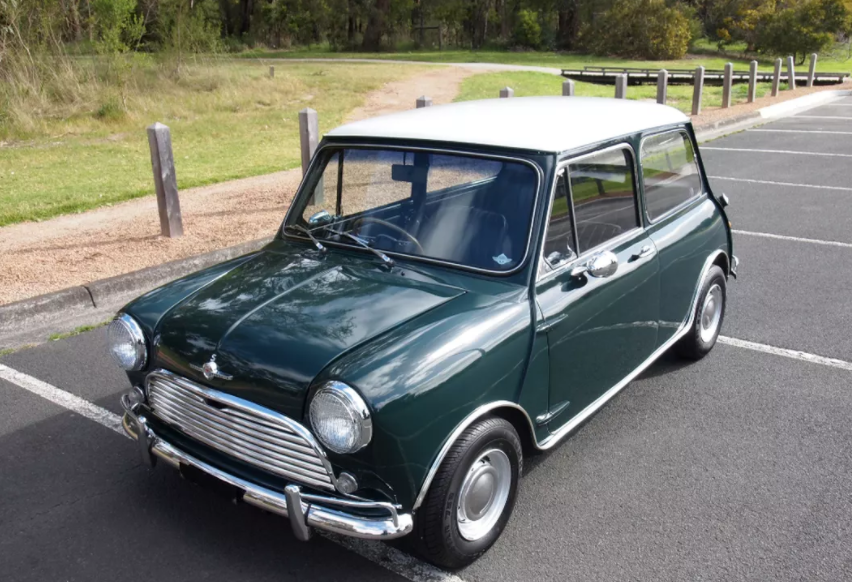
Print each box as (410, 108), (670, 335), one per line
(299, 108), (319, 177)
(748, 60), (758, 103)
(562, 80), (575, 96)
(807, 53), (817, 87)
(722, 62), (734, 108)
(614, 74), (627, 99)
(786, 56), (796, 90)
(499, 87), (514, 98)
(771, 58), (782, 97)
(656, 70), (668, 104)
(416, 95), (433, 108)
(692, 66), (705, 116)
(269, 66), (274, 78)
(147, 122), (183, 238)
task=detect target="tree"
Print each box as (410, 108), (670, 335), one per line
(756, 0), (850, 62)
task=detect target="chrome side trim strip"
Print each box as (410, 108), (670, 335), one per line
(413, 249), (726, 509)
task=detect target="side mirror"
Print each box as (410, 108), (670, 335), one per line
(571, 250), (618, 279)
(308, 210), (333, 226)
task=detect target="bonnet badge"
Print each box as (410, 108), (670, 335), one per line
(191, 354), (233, 381)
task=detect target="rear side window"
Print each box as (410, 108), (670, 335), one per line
(568, 147), (640, 252)
(641, 131), (703, 221)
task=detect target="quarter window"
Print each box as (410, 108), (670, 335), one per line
(641, 131), (703, 221)
(568, 147), (640, 252)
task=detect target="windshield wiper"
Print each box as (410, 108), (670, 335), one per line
(284, 224), (325, 252)
(333, 229), (395, 268)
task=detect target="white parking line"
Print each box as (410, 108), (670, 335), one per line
(733, 230), (852, 249)
(718, 337), (852, 371)
(749, 129), (852, 135)
(709, 176), (852, 192)
(0, 363), (124, 434)
(703, 147), (852, 159)
(0, 362), (460, 582)
(792, 115), (852, 120)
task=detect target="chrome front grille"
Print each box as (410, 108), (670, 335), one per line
(146, 369), (335, 491)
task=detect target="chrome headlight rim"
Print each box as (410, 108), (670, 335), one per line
(309, 381), (372, 455)
(108, 313), (147, 371)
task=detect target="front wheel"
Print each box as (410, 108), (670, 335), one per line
(677, 265), (726, 360)
(412, 417), (522, 570)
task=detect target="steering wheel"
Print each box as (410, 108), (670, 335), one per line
(352, 217), (425, 254)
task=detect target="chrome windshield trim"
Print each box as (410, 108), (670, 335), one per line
(536, 142), (642, 283)
(281, 142), (544, 277)
(638, 127), (706, 226)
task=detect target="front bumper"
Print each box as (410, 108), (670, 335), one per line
(121, 394), (413, 541)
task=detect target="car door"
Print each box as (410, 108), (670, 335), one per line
(535, 144), (660, 431)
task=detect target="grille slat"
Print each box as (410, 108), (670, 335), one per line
(147, 371), (335, 491)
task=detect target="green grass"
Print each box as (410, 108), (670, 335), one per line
(453, 70), (777, 114)
(47, 321), (109, 342)
(0, 60), (430, 226)
(242, 44), (852, 73)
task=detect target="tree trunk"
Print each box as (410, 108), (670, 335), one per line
(557, 1), (579, 50)
(362, 0), (390, 50)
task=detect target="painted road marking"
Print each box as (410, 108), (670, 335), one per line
(703, 147), (852, 159)
(709, 176), (852, 192)
(733, 230), (852, 249)
(718, 337), (852, 372)
(791, 115), (852, 120)
(0, 362), (460, 582)
(748, 129), (852, 135)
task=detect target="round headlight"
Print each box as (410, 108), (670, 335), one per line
(309, 381), (372, 454)
(107, 314), (147, 371)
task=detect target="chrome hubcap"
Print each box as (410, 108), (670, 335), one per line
(456, 449), (511, 541)
(699, 284), (723, 343)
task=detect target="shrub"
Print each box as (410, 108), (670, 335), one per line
(579, 0), (693, 60)
(755, 0), (851, 63)
(512, 9), (542, 50)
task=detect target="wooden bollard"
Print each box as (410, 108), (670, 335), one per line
(692, 66), (705, 116)
(748, 61), (758, 103)
(656, 70), (668, 105)
(807, 53), (817, 87)
(299, 108), (319, 177)
(416, 95), (433, 108)
(772, 58), (782, 97)
(147, 122), (183, 238)
(614, 74), (627, 99)
(786, 56), (796, 91)
(269, 66), (274, 78)
(722, 62), (733, 108)
(562, 80), (575, 97)
(500, 87), (514, 98)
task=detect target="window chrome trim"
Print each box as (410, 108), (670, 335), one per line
(536, 142), (642, 283)
(638, 127), (706, 226)
(281, 142), (544, 277)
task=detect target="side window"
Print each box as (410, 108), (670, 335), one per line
(641, 131), (703, 221)
(568, 147), (640, 252)
(543, 171), (577, 267)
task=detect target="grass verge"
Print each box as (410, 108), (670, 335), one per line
(47, 321), (109, 342)
(0, 60), (430, 226)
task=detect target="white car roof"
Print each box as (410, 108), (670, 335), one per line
(327, 96), (690, 154)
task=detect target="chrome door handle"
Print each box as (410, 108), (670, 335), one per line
(632, 245), (655, 260)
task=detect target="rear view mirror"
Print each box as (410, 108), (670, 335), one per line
(391, 164), (428, 183)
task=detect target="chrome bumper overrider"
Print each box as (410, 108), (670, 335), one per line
(731, 255), (739, 278)
(120, 394), (413, 541)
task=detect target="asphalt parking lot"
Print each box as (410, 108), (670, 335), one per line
(2, 96), (852, 582)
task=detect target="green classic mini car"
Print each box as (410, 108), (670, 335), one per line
(113, 97), (737, 569)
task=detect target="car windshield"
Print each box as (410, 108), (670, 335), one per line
(288, 148), (538, 272)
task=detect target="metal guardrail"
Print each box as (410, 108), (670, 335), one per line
(561, 66), (850, 86)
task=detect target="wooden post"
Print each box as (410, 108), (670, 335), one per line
(500, 87), (514, 98)
(748, 60), (758, 103)
(772, 58), (782, 97)
(614, 74), (627, 99)
(692, 66), (705, 116)
(786, 56), (796, 90)
(299, 108), (319, 177)
(722, 62), (734, 108)
(656, 70), (668, 105)
(416, 95), (433, 108)
(807, 53), (817, 87)
(147, 123), (183, 238)
(562, 80), (575, 97)
(269, 66), (274, 78)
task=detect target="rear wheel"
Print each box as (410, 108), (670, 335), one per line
(677, 265), (726, 360)
(412, 417), (522, 570)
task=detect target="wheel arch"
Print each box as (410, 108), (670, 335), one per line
(712, 251), (730, 279)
